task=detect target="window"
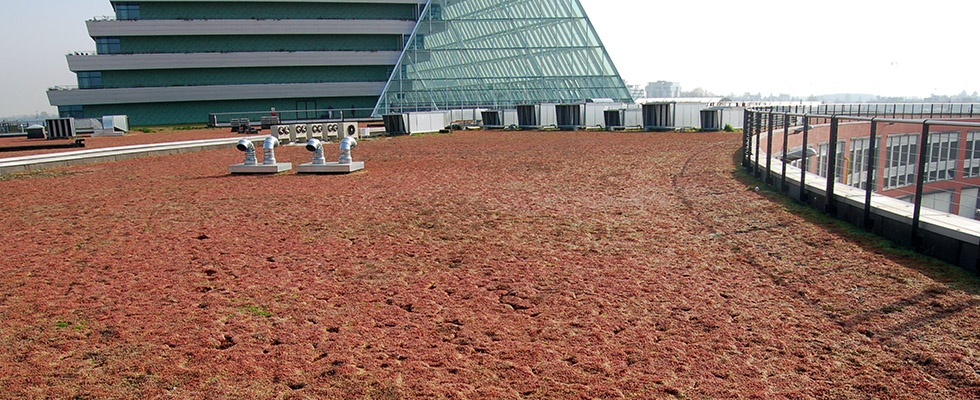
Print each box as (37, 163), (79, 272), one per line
(848, 137), (876, 190)
(58, 105), (84, 119)
(815, 140), (845, 183)
(921, 190), (954, 213)
(77, 71), (103, 89)
(924, 131), (958, 183)
(296, 100), (316, 120)
(115, 3), (140, 20)
(884, 134), (918, 190)
(96, 38), (122, 54)
(964, 131), (980, 178)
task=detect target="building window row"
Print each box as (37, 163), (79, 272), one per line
(849, 137), (874, 190)
(58, 105), (84, 119)
(964, 131), (980, 178)
(832, 131), (980, 191)
(815, 140), (845, 183)
(884, 134), (918, 190)
(77, 71), (103, 89)
(115, 3), (140, 20)
(96, 37), (122, 54)
(924, 131), (959, 183)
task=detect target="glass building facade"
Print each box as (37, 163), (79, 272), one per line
(375, 0), (631, 115)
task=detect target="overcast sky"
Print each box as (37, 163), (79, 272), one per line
(1, 0), (977, 116)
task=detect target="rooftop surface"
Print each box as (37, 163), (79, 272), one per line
(1, 130), (979, 398)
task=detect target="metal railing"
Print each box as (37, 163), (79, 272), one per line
(208, 103), (549, 127)
(208, 107), (382, 127)
(742, 103), (980, 272)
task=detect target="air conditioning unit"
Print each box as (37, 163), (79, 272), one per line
(308, 123), (325, 140)
(482, 110), (502, 128)
(292, 124), (308, 142)
(340, 122), (358, 138)
(324, 123), (340, 138)
(384, 114), (408, 135)
(273, 124), (292, 142)
(45, 118), (76, 140)
(360, 127), (385, 138)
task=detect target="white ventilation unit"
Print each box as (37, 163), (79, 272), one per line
(309, 123), (325, 140)
(325, 123), (340, 138)
(273, 125), (292, 142)
(292, 124), (308, 142)
(340, 122), (358, 138)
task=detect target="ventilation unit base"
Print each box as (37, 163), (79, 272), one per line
(296, 161), (364, 174)
(228, 163), (292, 174)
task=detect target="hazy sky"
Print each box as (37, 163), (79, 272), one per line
(1, 0), (977, 116)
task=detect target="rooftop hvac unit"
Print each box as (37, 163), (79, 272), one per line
(292, 124), (309, 142)
(340, 122), (358, 138)
(482, 110), (502, 128)
(407, 112), (448, 134)
(241, 119), (257, 134)
(516, 105), (538, 128)
(26, 124), (46, 139)
(539, 103), (558, 127)
(700, 109), (722, 131)
(230, 118), (240, 133)
(642, 103), (675, 130)
(325, 123), (340, 138)
(73, 118), (103, 134)
(555, 104), (582, 129)
(604, 109), (623, 128)
(623, 109), (642, 128)
(502, 109), (519, 127)
(103, 115), (129, 133)
(273, 124), (292, 142)
(308, 123), (325, 140)
(45, 118), (76, 140)
(94, 115), (129, 137)
(260, 116), (280, 130)
(384, 114), (408, 135)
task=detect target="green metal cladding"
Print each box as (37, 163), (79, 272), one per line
(374, 0), (632, 115)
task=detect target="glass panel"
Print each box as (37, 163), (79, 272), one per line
(374, 0), (631, 116)
(116, 3), (140, 20)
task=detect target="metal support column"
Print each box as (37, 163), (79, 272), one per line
(754, 112), (762, 177)
(742, 109), (750, 167)
(800, 115), (810, 203)
(781, 113), (790, 193)
(766, 112), (774, 184)
(911, 121), (931, 248)
(863, 119), (878, 230)
(825, 117), (840, 214)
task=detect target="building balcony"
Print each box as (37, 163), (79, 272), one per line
(86, 19), (417, 37)
(46, 82), (386, 106)
(65, 51), (402, 72)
